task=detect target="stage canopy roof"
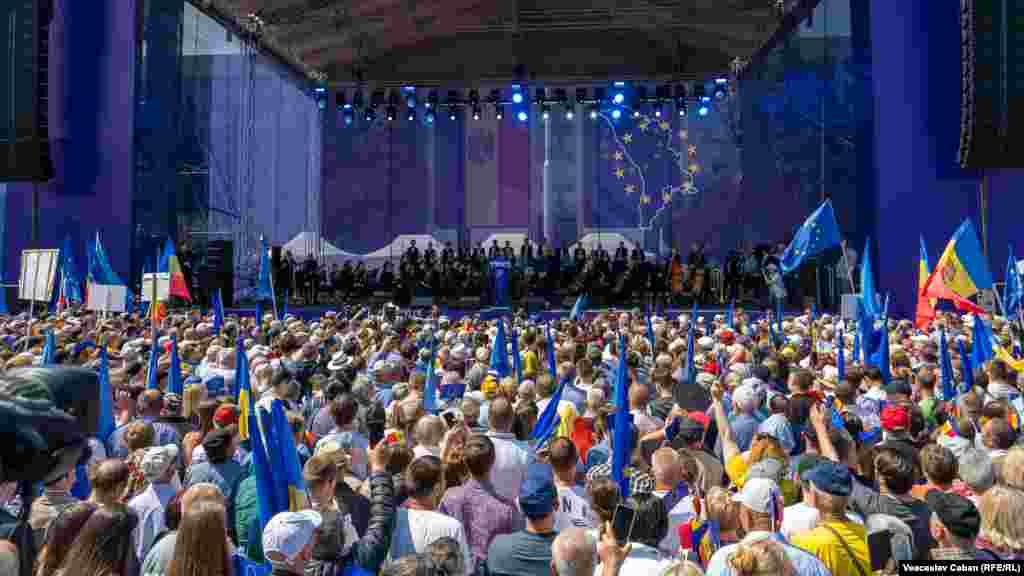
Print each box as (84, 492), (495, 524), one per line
(200, 0), (812, 83)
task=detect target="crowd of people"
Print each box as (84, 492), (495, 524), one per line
(0, 301), (1023, 576)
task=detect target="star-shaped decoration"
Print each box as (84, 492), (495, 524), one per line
(659, 120), (671, 132)
(678, 129), (688, 140)
(640, 194), (651, 205)
(615, 167), (625, 179)
(638, 121), (650, 132)
(688, 144), (697, 156)
(613, 150), (623, 161)
(623, 133), (633, 144)
(689, 163), (700, 174)
(625, 184), (636, 194)
(663, 191), (673, 203)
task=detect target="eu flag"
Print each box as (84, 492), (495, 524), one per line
(971, 315), (996, 368)
(212, 288), (225, 334)
(98, 346), (115, 441)
(41, 330), (57, 365)
(168, 335), (184, 397)
(1005, 244), (1023, 319)
(611, 333), (633, 498)
(489, 319), (511, 379)
(940, 328), (956, 401)
(423, 334), (439, 414)
(256, 237), (273, 302)
(780, 199), (842, 273)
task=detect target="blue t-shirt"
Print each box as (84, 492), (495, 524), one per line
(487, 530), (557, 576)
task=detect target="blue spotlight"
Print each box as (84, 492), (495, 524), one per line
(517, 110), (528, 122)
(611, 108), (622, 119)
(698, 105), (709, 116)
(512, 92), (524, 104)
(613, 81), (626, 87)
(343, 110), (353, 125)
(406, 95), (417, 108)
(314, 87), (326, 94)
(425, 110), (435, 124)
(612, 92), (625, 105)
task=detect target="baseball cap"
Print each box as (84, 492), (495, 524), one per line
(214, 404), (239, 428)
(925, 490), (981, 539)
(880, 404), (910, 431)
(803, 461), (853, 496)
(140, 444), (179, 481)
(518, 463), (557, 519)
(732, 478), (782, 515)
(262, 510), (323, 562)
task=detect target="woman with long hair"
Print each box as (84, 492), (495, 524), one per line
(35, 502), (98, 576)
(54, 503), (138, 576)
(181, 399), (218, 468)
(166, 499), (233, 576)
(122, 421), (155, 501)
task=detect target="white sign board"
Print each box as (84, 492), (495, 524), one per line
(19, 249), (60, 302)
(87, 284), (127, 313)
(141, 273), (170, 302)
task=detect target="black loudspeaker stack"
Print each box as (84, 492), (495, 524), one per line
(0, 0), (53, 181)
(206, 240), (234, 309)
(958, 0), (1024, 168)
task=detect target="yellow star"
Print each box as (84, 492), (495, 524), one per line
(638, 122), (650, 133)
(688, 144), (697, 156)
(659, 120), (671, 131)
(663, 191), (673, 203)
(689, 163), (700, 174)
(640, 194), (651, 205)
(613, 150), (623, 161)
(615, 167), (625, 179)
(625, 184), (636, 194)
(678, 129), (688, 140)
(623, 133), (633, 144)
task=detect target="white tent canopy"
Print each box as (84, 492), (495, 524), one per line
(361, 234), (442, 269)
(283, 231), (360, 262)
(479, 233), (533, 255)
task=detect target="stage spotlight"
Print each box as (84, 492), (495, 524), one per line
(713, 79), (727, 100)
(633, 110), (641, 118)
(541, 104), (550, 120)
(314, 86), (326, 95)
(472, 106), (481, 120)
(698, 105), (709, 116)
(611, 108), (621, 120)
(426, 91), (437, 109)
(448, 109), (457, 121)
(407, 110), (416, 121)
(517, 110), (528, 122)
(654, 107), (662, 118)
(512, 89), (523, 104)
(612, 92), (625, 105)
(364, 108), (375, 122)
(677, 103), (687, 117)
(343, 109), (354, 126)
(674, 85), (687, 107)
(565, 108), (574, 120)
(589, 105), (599, 119)
(386, 106), (396, 121)
(496, 106), (504, 120)
(425, 109), (435, 124)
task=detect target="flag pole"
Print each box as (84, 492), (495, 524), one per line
(839, 239), (856, 294)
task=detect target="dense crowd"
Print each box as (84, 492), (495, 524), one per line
(0, 303), (1022, 576)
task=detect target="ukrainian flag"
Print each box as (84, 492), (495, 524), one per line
(236, 337), (253, 441)
(923, 219), (993, 301)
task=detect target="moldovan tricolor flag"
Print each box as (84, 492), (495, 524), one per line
(921, 220), (989, 314)
(161, 239), (192, 301)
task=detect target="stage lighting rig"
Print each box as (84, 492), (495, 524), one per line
(512, 86), (524, 104)
(517, 110), (528, 122)
(713, 78), (728, 100)
(534, 88), (546, 106)
(594, 87), (607, 106)
(352, 90), (364, 109)
(386, 106), (396, 121)
(541, 104), (550, 120)
(496, 106), (504, 120)
(426, 91), (438, 109)
(576, 88), (588, 104)
(407, 109), (416, 121)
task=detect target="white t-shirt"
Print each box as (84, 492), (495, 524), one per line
(651, 490), (697, 556)
(781, 502), (864, 540)
(555, 484), (596, 530)
(388, 508), (472, 575)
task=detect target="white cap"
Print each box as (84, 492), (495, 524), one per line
(262, 510), (323, 562)
(732, 478), (782, 515)
(140, 444), (179, 481)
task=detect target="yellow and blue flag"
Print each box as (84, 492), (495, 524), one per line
(248, 411), (277, 530)
(236, 337), (254, 441)
(490, 319), (511, 378)
(923, 219), (993, 301)
(271, 400), (308, 511)
(780, 199), (842, 273)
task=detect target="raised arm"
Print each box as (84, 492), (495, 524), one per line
(710, 384), (740, 463)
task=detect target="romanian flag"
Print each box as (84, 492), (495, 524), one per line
(922, 220), (992, 308)
(160, 239), (192, 301)
(916, 236), (936, 329)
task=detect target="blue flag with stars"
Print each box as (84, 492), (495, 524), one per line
(780, 199), (842, 273)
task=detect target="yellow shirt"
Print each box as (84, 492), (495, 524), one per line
(522, 350), (539, 376)
(791, 521), (871, 576)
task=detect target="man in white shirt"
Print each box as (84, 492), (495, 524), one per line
(782, 454), (863, 540)
(548, 438), (595, 530)
(650, 448), (696, 556)
(128, 444), (179, 563)
(486, 398), (533, 502)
